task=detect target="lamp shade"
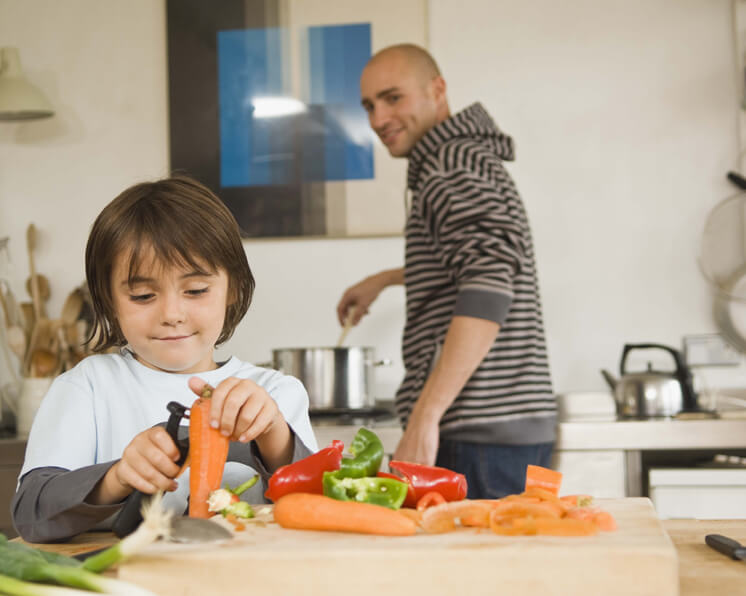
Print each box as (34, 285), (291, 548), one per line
(0, 47), (54, 121)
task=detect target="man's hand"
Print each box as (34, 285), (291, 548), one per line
(336, 268), (404, 326)
(393, 413), (440, 466)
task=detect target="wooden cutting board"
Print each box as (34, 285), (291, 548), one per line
(118, 497), (678, 596)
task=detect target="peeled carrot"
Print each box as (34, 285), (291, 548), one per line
(273, 493), (417, 536)
(559, 494), (594, 508)
(533, 517), (598, 536)
(525, 465), (563, 496)
(189, 386), (230, 518)
(416, 491), (446, 512)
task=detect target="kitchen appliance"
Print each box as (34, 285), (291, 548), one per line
(601, 343), (699, 419)
(271, 346), (390, 412)
(699, 173), (746, 351)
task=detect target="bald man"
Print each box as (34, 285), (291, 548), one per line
(337, 45), (557, 499)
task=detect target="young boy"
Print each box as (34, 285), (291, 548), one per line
(12, 175), (317, 542)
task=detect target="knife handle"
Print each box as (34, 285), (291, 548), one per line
(705, 534), (746, 560)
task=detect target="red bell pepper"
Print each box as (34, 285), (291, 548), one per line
(387, 460), (468, 508)
(265, 440), (344, 502)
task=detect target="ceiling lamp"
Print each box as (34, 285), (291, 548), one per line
(0, 46), (54, 121)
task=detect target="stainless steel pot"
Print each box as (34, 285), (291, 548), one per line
(272, 347), (389, 411)
(601, 343), (699, 419)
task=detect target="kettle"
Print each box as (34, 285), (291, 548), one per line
(601, 343), (699, 419)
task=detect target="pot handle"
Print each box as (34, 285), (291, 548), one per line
(371, 358), (392, 367)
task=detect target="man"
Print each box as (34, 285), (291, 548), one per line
(337, 44), (556, 499)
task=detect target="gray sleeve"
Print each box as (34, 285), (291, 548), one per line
(12, 463), (123, 543)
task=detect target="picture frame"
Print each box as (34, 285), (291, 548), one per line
(167, 0), (428, 239)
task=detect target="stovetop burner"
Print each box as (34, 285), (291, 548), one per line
(309, 405), (398, 426)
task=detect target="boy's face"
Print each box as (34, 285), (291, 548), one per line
(110, 249), (229, 374)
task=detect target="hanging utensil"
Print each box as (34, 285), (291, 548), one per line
(25, 273), (50, 318)
(26, 224), (43, 323)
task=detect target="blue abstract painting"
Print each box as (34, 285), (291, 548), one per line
(217, 23), (373, 188)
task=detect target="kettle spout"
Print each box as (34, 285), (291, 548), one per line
(600, 369), (618, 393)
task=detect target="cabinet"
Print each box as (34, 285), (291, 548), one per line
(0, 439), (25, 538)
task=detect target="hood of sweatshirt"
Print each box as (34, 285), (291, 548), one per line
(406, 102), (515, 190)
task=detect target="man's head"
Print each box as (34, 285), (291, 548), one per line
(360, 44), (450, 157)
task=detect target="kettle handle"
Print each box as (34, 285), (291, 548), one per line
(620, 343), (698, 411)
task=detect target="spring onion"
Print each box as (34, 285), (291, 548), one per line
(82, 491), (172, 573)
(0, 491), (171, 595)
(0, 572), (97, 595)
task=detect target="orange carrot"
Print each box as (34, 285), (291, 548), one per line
(591, 510), (617, 531)
(525, 465), (563, 496)
(419, 500), (494, 533)
(533, 517), (598, 536)
(559, 494), (594, 508)
(416, 491), (447, 512)
(189, 386), (230, 518)
(491, 500), (562, 520)
(273, 493), (418, 536)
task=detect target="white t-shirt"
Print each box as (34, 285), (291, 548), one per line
(20, 350), (318, 511)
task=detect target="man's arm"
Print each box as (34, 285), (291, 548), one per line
(337, 267), (404, 326)
(393, 315), (500, 465)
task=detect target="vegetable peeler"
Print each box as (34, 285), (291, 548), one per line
(111, 401), (191, 538)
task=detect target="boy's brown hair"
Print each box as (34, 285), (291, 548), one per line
(85, 175), (254, 351)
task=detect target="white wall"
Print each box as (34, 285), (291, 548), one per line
(1, 0), (743, 400)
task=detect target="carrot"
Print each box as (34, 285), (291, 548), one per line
(188, 386), (230, 518)
(559, 494), (594, 508)
(273, 493), (418, 536)
(533, 517), (598, 536)
(420, 500), (493, 533)
(416, 491), (446, 512)
(592, 510), (617, 531)
(490, 513), (537, 536)
(524, 465), (563, 496)
(491, 500), (562, 520)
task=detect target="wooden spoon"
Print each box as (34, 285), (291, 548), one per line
(30, 348), (58, 377)
(6, 324), (26, 362)
(26, 224), (42, 323)
(25, 274), (50, 316)
(336, 305), (357, 347)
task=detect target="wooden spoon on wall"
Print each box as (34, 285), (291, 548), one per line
(26, 224), (42, 323)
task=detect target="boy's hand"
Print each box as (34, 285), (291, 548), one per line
(188, 376), (283, 443)
(114, 426), (181, 494)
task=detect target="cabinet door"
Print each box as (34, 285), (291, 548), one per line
(552, 450), (626, 498)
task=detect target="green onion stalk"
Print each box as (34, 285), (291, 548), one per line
(82, 491), (173, 574)
(0, 491), (172, 595)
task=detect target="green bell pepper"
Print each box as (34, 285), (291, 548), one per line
(322, 471), (409, 509)
(338, 427), (384, 478)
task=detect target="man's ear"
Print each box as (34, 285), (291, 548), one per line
(431, 75), (447, 103)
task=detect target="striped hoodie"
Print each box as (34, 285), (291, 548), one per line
(396, 102), (557, 445)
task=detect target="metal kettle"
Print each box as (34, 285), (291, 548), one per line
(601, 343), (699, 419)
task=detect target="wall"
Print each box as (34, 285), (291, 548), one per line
(0, 0), (743, 400)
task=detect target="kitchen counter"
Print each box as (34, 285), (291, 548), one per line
(314, 417), (746, 452)
(14, 518), (746, 595)
(556, 418), (746, 450)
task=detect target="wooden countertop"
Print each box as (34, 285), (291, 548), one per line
(15, 518), (746, 595)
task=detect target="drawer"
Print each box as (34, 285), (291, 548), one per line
(649, 467), (746, 519)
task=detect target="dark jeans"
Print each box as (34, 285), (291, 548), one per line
(435, 439), (555, 500)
